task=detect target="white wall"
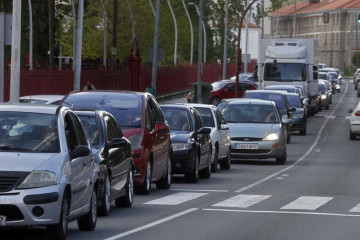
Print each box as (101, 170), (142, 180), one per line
(241, 28), (261, 60)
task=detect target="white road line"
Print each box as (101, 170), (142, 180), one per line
(170, 188), (229, 193)
(282, 174), (289, 177)
(315, 148), (321, 153)
(103, 208), (198, 240)
(203, 208), (360, 218)
(276, 177), (284, 180)
(235, 81), (349, 193)
(281, 196), (333, 211)
(349, 203), (360, 212)
(346, 116), (351, 119)
(144, 192), (208, 205)
(212, 194), (271, 208)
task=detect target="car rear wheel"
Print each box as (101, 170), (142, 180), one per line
(135, 160), (152, 195)
(46, 194), (69, 240)
(220, 149), (231, 170)
(211, 146), (218, 173)
(98, 174), (111, 216)
(78, 187), (97, 231)
(115, 168), (134, 208)
(156, 157), (172, 189)
(350, 129), (357, 140)
(276, 147), (287, 165)
(355, 84), (358, 90)
(185, 155), (198, 183)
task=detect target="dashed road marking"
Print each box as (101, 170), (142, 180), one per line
(281, 196), (333, 211)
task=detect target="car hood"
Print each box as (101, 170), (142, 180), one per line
(170, 131), (193, 143)
(0, 152), (59, 172)
(228, 123), (281, 139)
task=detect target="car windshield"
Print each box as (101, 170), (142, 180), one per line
(162, 108), (191, 131)
(220, 104), (279, 124)
(264, 63), (307, 81)
(64, 94), (143, 129)
(78, 116), (99, 146)
(286, 95), (301, 108)
(0, 112), (59, 153)
(319, 84), (327, 92)
(319, 73), (327, 80)
(329, 72), (338, 78)
(244, 92), (286, 109)
(265, 87), (295, 93)
(211, 82), (227, 91)
(194, 107), (215, 128)
(19, 99), (48, 104)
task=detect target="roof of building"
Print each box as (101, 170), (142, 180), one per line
(272, 0), (360, 17)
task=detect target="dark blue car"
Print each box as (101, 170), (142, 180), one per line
(160, 104), (212, 183)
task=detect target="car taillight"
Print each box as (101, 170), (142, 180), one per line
(355, 111), (360, 117)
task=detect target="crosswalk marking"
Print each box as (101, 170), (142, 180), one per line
(349, 203), (360, 212)
(212, 194), (271, 208)
(281, 196), (333, 211)
(144, 192), (208, 205)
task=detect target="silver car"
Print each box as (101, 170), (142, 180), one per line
(0, 104), (99, 240)
(187, 104), (231, 172)
(217, 99), (289, 165)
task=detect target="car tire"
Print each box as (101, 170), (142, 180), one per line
(156, 157), (172, 189)
(78, 188), (97, 231)
(325, 105), (329, 110)
(135, 160), (152, 195)
(350, 129), (356, 140)
(276, 147), (287, 165)
(211, 146), (218, 173)
(98, 174), (111, 216)
(310, 107), (315, 116)
(355, 84), (358, 90)
(220, 149), (231, 170)
(46, 194), (69, 240)
(211, 97), (221, 105)
(115, 168), (134, 208)
(199, 147), (212, 179)
(185, 155), (198, 183)
(286, 129), (291, 144)
(299, 126), (307, 136)
(357, 92), (360, 98)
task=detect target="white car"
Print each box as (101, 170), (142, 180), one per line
(187, 103), (231, 172)
(349, 102), (360, 140)
(19, 95), (64, 105)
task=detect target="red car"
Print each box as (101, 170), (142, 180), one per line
(210, 80), (257, 105)
(62, 91), (172, 195)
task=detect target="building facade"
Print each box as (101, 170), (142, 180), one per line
(271, 0), (360, 72)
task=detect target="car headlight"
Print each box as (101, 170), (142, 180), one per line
(173, 143), (192, 151)
(128, 134), (143, 151)
(263, 133), (279, 141)
(18, 171), (57, 189)
(293, 112), (304, 118)
(321, 95), (326, 100)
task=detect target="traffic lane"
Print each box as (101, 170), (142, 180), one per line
(117, 209), (360, 240)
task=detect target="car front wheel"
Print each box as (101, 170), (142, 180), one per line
(46, 194), (69, 240)
(98, 174), (111, 216)
(116, 168), (134, 207)
(135, 160), (152, 195)
(156, 157), (172, 189)
(78, 187), (97, 231)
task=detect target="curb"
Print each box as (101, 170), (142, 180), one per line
(156, 89), (189, 102)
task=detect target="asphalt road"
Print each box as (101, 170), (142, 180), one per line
(2, 78), (360, 240)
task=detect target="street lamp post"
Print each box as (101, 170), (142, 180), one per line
(182, 0), (193, 65)
(222, 0), (229, 79)
(126, 0), (136, 41)
(235, 0), (258, 98)
(71, 0), (76, 70)
(28, 0), (33, 71)
(99, 0), (107, 69)
(167, 0), (178, 66)
(188, 2), (206, 63)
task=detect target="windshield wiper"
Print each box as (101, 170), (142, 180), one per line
(0, 146), (29, 151)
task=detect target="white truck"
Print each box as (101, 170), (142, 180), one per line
(257, 38), (319, 115)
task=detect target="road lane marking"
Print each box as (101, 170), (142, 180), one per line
(203, 208), (360, 218)
(281, 196), (333, 211)
(170, 188), (229, 193)
(276, 177), (284, 180)
(103, 208), (198, 240)
(349, 203), (360, 212)
(315, 148), (321, 153)
(212, 194), (271, 208)
(282, 174), (289, 177)
(235, 81), (349, 193)
(144, 192), (208, 205)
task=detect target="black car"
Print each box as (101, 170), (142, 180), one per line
(160, 104), (212, 183)
(285, 93), (307, 135)
(243, 90), (296, 143)
(76, 110), (133, 216)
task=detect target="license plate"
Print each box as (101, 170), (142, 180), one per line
(235, 143), (258, 150)
(0, 215), (6, 226)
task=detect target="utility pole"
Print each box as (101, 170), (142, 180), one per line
(261, 0), (264, 38)
(10, 0), (21, 102)
(223, 0), (229, 79)
(49, 0), (54, 69)
(197, 0), (203, 103)
(28, 0), (33, 70)
(244, 0), (250, 74)
(151, 0), (160, 95)
(71, 0), (76, 70)
(182, 0), (193, 65)
(100, 0), (107, 69)
(74, 0), (84, 90)
(357, 15), (359, 67)
(167, 0), (177, 66)
(111, 0), (118, 71)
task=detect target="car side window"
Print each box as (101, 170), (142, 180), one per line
(240, 83), (251, 91)
(213, 108), (221, 129)
(108, 115), (123, 138)
(149, 97), (165, 123)
(146, 101), (155, 131)
(226, 84), (234, 91)
(105, 117), (116, 142)
(64, 114), (78, 151)
(192, 109), (203, 130)
(69, 113), (87, 146)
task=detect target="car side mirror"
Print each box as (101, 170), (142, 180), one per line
(70, 145), (90, 160)
(107, 138), (127, 149)
(347, 109), (353, 114)
(198, 127), (211, 135)
(221, 124), (229, 130)
(155, 122), (167, 132)
(289, 107), (296, 112)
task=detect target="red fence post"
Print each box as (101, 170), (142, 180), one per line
(135, 52), (142, 92)
(127, 47), (136, 91)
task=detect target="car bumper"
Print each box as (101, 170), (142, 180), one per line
(230, 140), (284, 159)
(351, 123), (360, 134)
(0, 184), (64, 227)
(171, 149), (196, 174)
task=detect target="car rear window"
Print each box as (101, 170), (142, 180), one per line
(286, 95), (301, 108)
(78, 116), (99, 146)
(194, 107), (215, 128)
(220, 104), (279, 124)
(244, 92), (286, 109)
